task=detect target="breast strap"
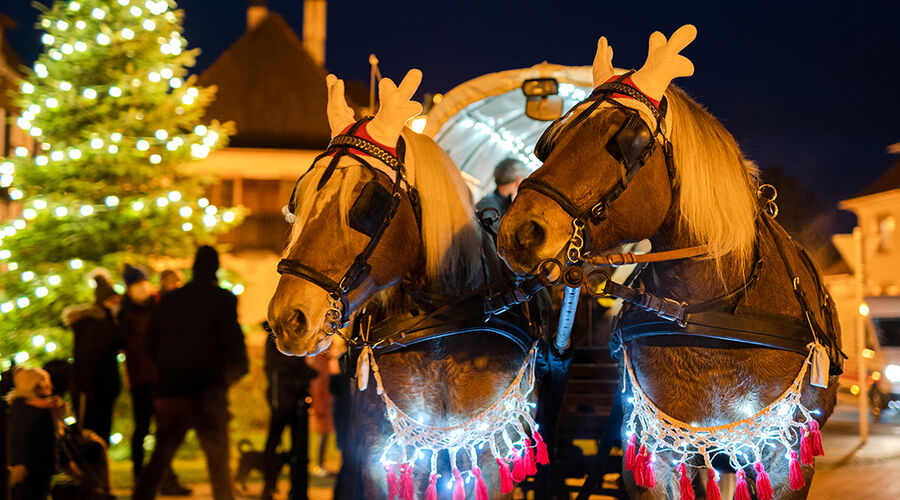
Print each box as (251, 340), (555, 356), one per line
(358, 304), (536, 356)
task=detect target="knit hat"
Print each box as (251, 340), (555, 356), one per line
(8, 366), (50, 401)
(93, 274), (119, 304)
(192, 245), (220, 282)
(122, 264), (149, 287)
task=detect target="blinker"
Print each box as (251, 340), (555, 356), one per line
(349, 181), (393, 237)
(606, 112), (655, 169)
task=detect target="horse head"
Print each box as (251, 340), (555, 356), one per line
(268, 70), (485, 357)
(499, 26), (708, 274)
(267, 70), (425, 356)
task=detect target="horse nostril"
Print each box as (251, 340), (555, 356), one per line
(289, 309), (308, 333)
(515, 220), (546, 250)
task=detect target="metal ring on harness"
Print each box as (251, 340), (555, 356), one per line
(535, 258), (563, 285)
(584, 270), (612, 298)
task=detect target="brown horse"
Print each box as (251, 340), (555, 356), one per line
(268, 70), (544, 499)
(497, 27), (843, 499)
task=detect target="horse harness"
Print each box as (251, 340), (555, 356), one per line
(611, 210), (845, 375)
(517, 75), (845, 373)
(520, 71), (676, 263)
(277, 118), (541, 357)
(277, 118), (421, 334)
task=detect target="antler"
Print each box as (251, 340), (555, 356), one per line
(631, 24), (697, 102)
(367, 69), (423, 148)
(592, 36), (615, 87)
(326, 74), (356, 138)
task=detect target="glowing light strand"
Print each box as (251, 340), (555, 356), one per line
(362, 344), (544, 488)
(622, 345), (823, 491)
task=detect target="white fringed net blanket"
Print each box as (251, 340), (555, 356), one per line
(621, 344), (826, 496)
(359, 343), (541, 474)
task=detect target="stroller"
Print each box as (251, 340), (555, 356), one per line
(51, 424), (114, 500)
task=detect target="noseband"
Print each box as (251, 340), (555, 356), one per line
(519, 72), (675, 263)
(277, 118), (420, 335)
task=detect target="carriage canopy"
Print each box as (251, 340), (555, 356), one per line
(424, 63), (593, 199)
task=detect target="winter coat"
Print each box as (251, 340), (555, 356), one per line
(145, 280), (248, 398)
(120, 293), (159, 388)
(8, 397), (59, 480)
(264, 334), (317, 411)
(475, 189), (513, 233)
(62, 303), (122, 400)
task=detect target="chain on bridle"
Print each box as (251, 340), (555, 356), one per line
(277, 118), (420, 337)
(520, 72), (675, 264)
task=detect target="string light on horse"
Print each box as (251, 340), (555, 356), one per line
(498, 25), (844, 500)
(268, 70), (551, 499)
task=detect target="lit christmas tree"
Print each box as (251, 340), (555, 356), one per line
(0, 0), (239, 367)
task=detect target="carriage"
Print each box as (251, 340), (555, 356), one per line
(267, 25), (844, 500)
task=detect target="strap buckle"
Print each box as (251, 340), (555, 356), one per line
(637, 294), (688, 327)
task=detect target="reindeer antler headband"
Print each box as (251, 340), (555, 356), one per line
(326, 69), (423, 150)
(591, 25), (697, 102)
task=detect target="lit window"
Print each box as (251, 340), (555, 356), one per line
(878, 215), (895, 252)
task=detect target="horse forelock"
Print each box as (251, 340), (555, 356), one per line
(665, 85), (759, 272)
(283, 161), (363, 257)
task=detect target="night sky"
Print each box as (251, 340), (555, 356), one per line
(4, 0), (900, 230)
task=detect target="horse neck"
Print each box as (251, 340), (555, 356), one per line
(646, 221), (752, 304)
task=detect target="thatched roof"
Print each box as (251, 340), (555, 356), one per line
(197, 11), (330, 149)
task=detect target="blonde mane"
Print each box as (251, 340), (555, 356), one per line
(401, 129), (486, 293)
(285, 128), (485, 294)
(665, 85), (759, 271)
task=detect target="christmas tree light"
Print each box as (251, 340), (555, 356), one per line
(0, 0), (241, 365)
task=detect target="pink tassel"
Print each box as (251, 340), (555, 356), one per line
(678, 463), (694, 500)
(643, 452), (656, 489)
(809, 420), (825, 456)
(632, 446), (647, 487)
(800, 428), (814, 465)
(512, 449), (527, 482)
(789, 451), (805, 490)
(400, 463), (415, 500)
(451, 468), (465, 500)
(754, 462), (774, 500)
(425, 473), (438, 500)
(533, 431), (550, 465)
(497, 458), (514, 494)
(385, 464), (398, 500)
(735, 469), (751, 500)
(524, 438), (538, 476)
(624, 434), (637, 471)
(473, 466), (489, 500)
(706, 469), (721, 500)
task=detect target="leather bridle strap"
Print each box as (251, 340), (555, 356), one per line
(517, 177), (584, 220)
(277, 118), (412, 330)
(587, 245), (709, 267)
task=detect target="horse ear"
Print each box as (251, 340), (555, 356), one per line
(592, 36), (615, 87)
(367, 69), (423, 149)
(326, 74), (356, 138)
(631, 24), (697, 102)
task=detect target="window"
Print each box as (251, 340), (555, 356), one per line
(873, 318), (900, 347)
(877, 215), (895, 252)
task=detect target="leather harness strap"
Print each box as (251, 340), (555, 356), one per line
(588, 245), (708, 267)
(612, 212), (846, 372)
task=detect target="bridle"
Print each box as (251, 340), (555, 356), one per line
(277, 118), (420, 335)
(519, 72), (676, 264)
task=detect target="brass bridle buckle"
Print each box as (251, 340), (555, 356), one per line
(566, 219), (586, 263)
(323, 292), (344, 335)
